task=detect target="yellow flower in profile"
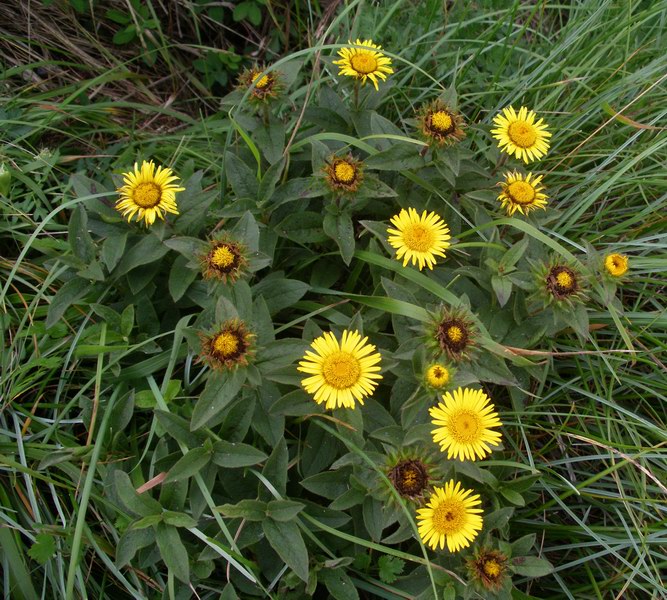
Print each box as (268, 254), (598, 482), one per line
(116, 160), (184, 226)
(604, 253), (628, 277)
(497, 171), (548, 216)
(298, 330), (382, 410)
(417, 480), (483, 552)
(387, 208), (451, 271)
(333, 39), (394, 90)
(425, 364), (450, 389)
(429, 387), (502, 461)
(491, 106), (551, 163)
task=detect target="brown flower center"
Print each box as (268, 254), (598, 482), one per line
(389, 459), (429, 498)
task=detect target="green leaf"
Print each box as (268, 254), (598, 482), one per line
(483, 507), (514, 532)
(270, 177), (326, 208)
(252, 277), (309, 315)
(163, 236), (208, 258)
(257, 157), (286, 203)
(323, 213), (355, 266)
(300, 471), (350, 500)
(113, 25), (136, 45)
(130, 514), (163, 529)
(120, 304), (134, 338)
(500, 487), (525, 506)
(500, 236), (529, 270)
(378, 555), (404, 584)
(46, 278), (92, 329)
(68, 205), (95, 263)
(154, 410), (203, 446)
(365, 143), (425, 171)
(262, 519), (309, 583)
(164, 447), (211, 483)
(162, 511), (197, 528)
(511, 556), (554, 578)
(276, 211), (329, 244)
(169, 255), (198, 302)
(255, 121), (286, 165)
(319, 568), (359, 600)
(115, 233), (168, 276)
(116, 527), (154, 568)
(27, 533), (56, 565)
(225, 152), (258, 199)
(511, 534), (536, 557)
(266, 500), (305, 522)
(190, 369), (246, 430)
(491, 275), (513, 307)
(102, 231), (127, 271)
(216, 499), (267, 521)
(211, 441), (268, 468)
(155, 523), (190, 583)
(113, 470), (162, 517)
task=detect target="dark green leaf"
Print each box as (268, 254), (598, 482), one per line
(112, 470), (162, 517)
(262, 519), (309, 583)
(492, 275), (513, 307)
(102, 231), (127, 271)
(225, 152), (258, 199)
(252, 277), (309, 315)
(211, 441), (268, 468)
(154, 410), (203, 447)
(46, 278), (92, 329)
(190, 369), (246, 430)
(155, 523), (190, 583)
(164, 447), (211, 483)
(115, 233), (168, 276)
(365, 144), (425, 171)
(323, 213), (355, 266)
(68, 205), (95, 263)
(116, 527), (155, 568)
(276, 211), (329, 244)
(319, 568), (359, 600)
(255, 121), (285, 166)
(266, 500), (305, 522)
(511, 556), (554, 578)
(169, 255), (198, 302)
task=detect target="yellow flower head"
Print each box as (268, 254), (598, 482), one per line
(324, 155), (364, 193)
(419, 100), (466, 147)
(430, 387), (503, 461)
(604, 253), (628, 277)
(201, 237), (247, 283)
(387, 208), (451, 271)
(491, 106), (551, 163)
(237, 65), (282, 102)
(333, 39), (394, 91)
(200, 320), (255, 371)
(115, 160), (184, 226)
(425, 364), (451, 389)
(497, 171), (548, 216)
(298, 330), (382, 410)
(466, 547), (509, 592)
(546, 265), (580, 300)
(417, 480), (483, 552)
(433, 311), (476, 362)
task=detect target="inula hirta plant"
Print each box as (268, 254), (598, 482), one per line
(115, 160), (184, 225)
(333, 39), (394, 90)
(492, 106), (551, 163)
(298, 330), (382, 409)
(417, 480), (484, 552)
(387, 208), (451, 270)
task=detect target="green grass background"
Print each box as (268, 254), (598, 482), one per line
(1, 0), (666, 598)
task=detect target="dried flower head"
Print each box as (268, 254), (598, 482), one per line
(324, 155), (364, 194)
(419, 100), (466, 147)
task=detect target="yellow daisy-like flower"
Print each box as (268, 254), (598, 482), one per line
(429, 387), (502, 461)
(491, 106), (551, 163)
(298, 330), (382, 410)
(497, 171), (548, 216)
(333, 39), (394, 91)
(419, 100), (466, 147)
(417, 480), (483, 552)
(387, 208), (451, 271)
(604, 253), (628, 277)
(425, 364), (450, 389)
(546, 265), (579, 300)
(116, 160), (184, 226)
